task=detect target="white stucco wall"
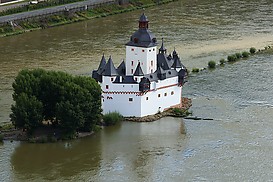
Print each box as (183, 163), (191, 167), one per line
(125, 46), (157, 75)
(101, 76), (182, 117)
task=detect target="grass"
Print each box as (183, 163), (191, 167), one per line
(103, 112), (123, 126)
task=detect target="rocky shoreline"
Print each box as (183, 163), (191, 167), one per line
(125, 97), (192, 122)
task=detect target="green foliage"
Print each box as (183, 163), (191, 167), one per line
(242, 51), (250, 58)
(11, 69), (101, 136)
(220, 58), (226, 65)
(0, 133), (3, 142)
(227, 54), (237, 62)
(103, 112), (123, 126)
(250, 47), (256, 54)
(208, 60), (216, 69)
(10, 93), (43, 134)
(170, 108), (191, 117)
(192, 68), (199, 73)
(235, 52), (242, 59)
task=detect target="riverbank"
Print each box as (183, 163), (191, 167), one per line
(0, 97), (192, 142)
(0, 0), (177, 37)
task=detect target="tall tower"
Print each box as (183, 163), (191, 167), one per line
(125, 13), (157, 75)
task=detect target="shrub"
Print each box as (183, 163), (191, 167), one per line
(208, 60), (216, 69)
(235, 52), (242, 59)
(192, 68), (199, 73)
(227, 54), (237, 62)
(250, 47), (256, 54)
(220, 58), (225, 65)
(242, 51), (250, 58)
(0, 133), (3, 142)
(103, 112), (123, 126)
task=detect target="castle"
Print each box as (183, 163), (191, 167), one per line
(92, 13), (187, 117)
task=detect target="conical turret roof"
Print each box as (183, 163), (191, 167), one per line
(104, 56), (118, 76)
(134, 62), (144, 76)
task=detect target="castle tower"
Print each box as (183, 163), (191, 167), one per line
(125, 13), (157, 75)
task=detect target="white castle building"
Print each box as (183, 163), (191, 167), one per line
(92, 13), (187, 117)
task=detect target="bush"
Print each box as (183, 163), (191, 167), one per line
(250, 47), (256, 54)
(208, 60), (216, 69)
(103, 112), (123, 126)
(192, 68), (199, 73)
(220, 58), (225, 65)
(0, 133), (3, 142)
(235, 52), (242, 59)
(227, 54), (237, 62)
(242, 51), (250, 58)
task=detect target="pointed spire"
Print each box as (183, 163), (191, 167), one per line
(117, 60), (126, 75)
(104, 56), (118, 76)
(159, 38), (167, 54)
(134, 62), (144, 76)
(172, 57), (182, 68)
(97, 54), (107, 75)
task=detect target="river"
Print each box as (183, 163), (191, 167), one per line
(1, 0), (273, 181)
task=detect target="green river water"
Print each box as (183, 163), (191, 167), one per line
(1, 0), (273, 181)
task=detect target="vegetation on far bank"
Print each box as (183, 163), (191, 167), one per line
(0, 0), (177, 37)
(10, 68), (102, 140)
(191, 46), (272, 74)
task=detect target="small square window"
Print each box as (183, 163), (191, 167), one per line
(158, 94), (161, 98)
(149, 49), (151, 52)
(164, 93), (167, 96)
(171, 91), (174, 95)
(131, 61), (134, 66)
(106, 85), (109, 89)
(131, 69), (134, 74)
(111, 78), (114, 81)
(153, 48), (155, 51)
(146, 97), (148, 100)
(142, 49), (145, 52)
(131, 48), (134, 51)
(129, 98), (133, 102)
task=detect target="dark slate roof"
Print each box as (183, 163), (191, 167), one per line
(126, 14), (157, 48)
(139, 13), (148, 22)
(104, 57), (118, 76)
(172, 57), (182, 68)
(113, 75), (137, 84)
(134, 62), (144, 76)
(159, 38), (167, 54)
(97, 54), (107, 75)
(126, 29), (157, 48)
(117, 60), (126, 76)
(157, 53), (171, 70)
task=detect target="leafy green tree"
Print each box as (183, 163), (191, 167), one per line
(10, 93), (43, 134)
(10, 69), (101, 137)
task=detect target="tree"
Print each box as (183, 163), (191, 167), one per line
(10, 93), (43, 134)
(10, 69), (101, 137)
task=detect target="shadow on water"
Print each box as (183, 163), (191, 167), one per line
(11, 133), (103, 181)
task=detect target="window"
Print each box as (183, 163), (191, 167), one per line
(153, 48), (155, 51)
(129, 98), (133, 102)
(151, 69), (153, 73)
(135, 78), (137, 81)
(151, 60), (153, 66)
(131, 69), (133, 74)
(106, 85), (109, 89)
(131, 48), (134, 51)
(171, 91), (174, 95)
(131, 61), (134, 66)
(146, 97), (149, 100)
(111, 78), (114, 81)
(142, 49), (145, 52)
(164, 93), (167, 96)
(158, 94), (161, 98)
(149, 49), (151, 52)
